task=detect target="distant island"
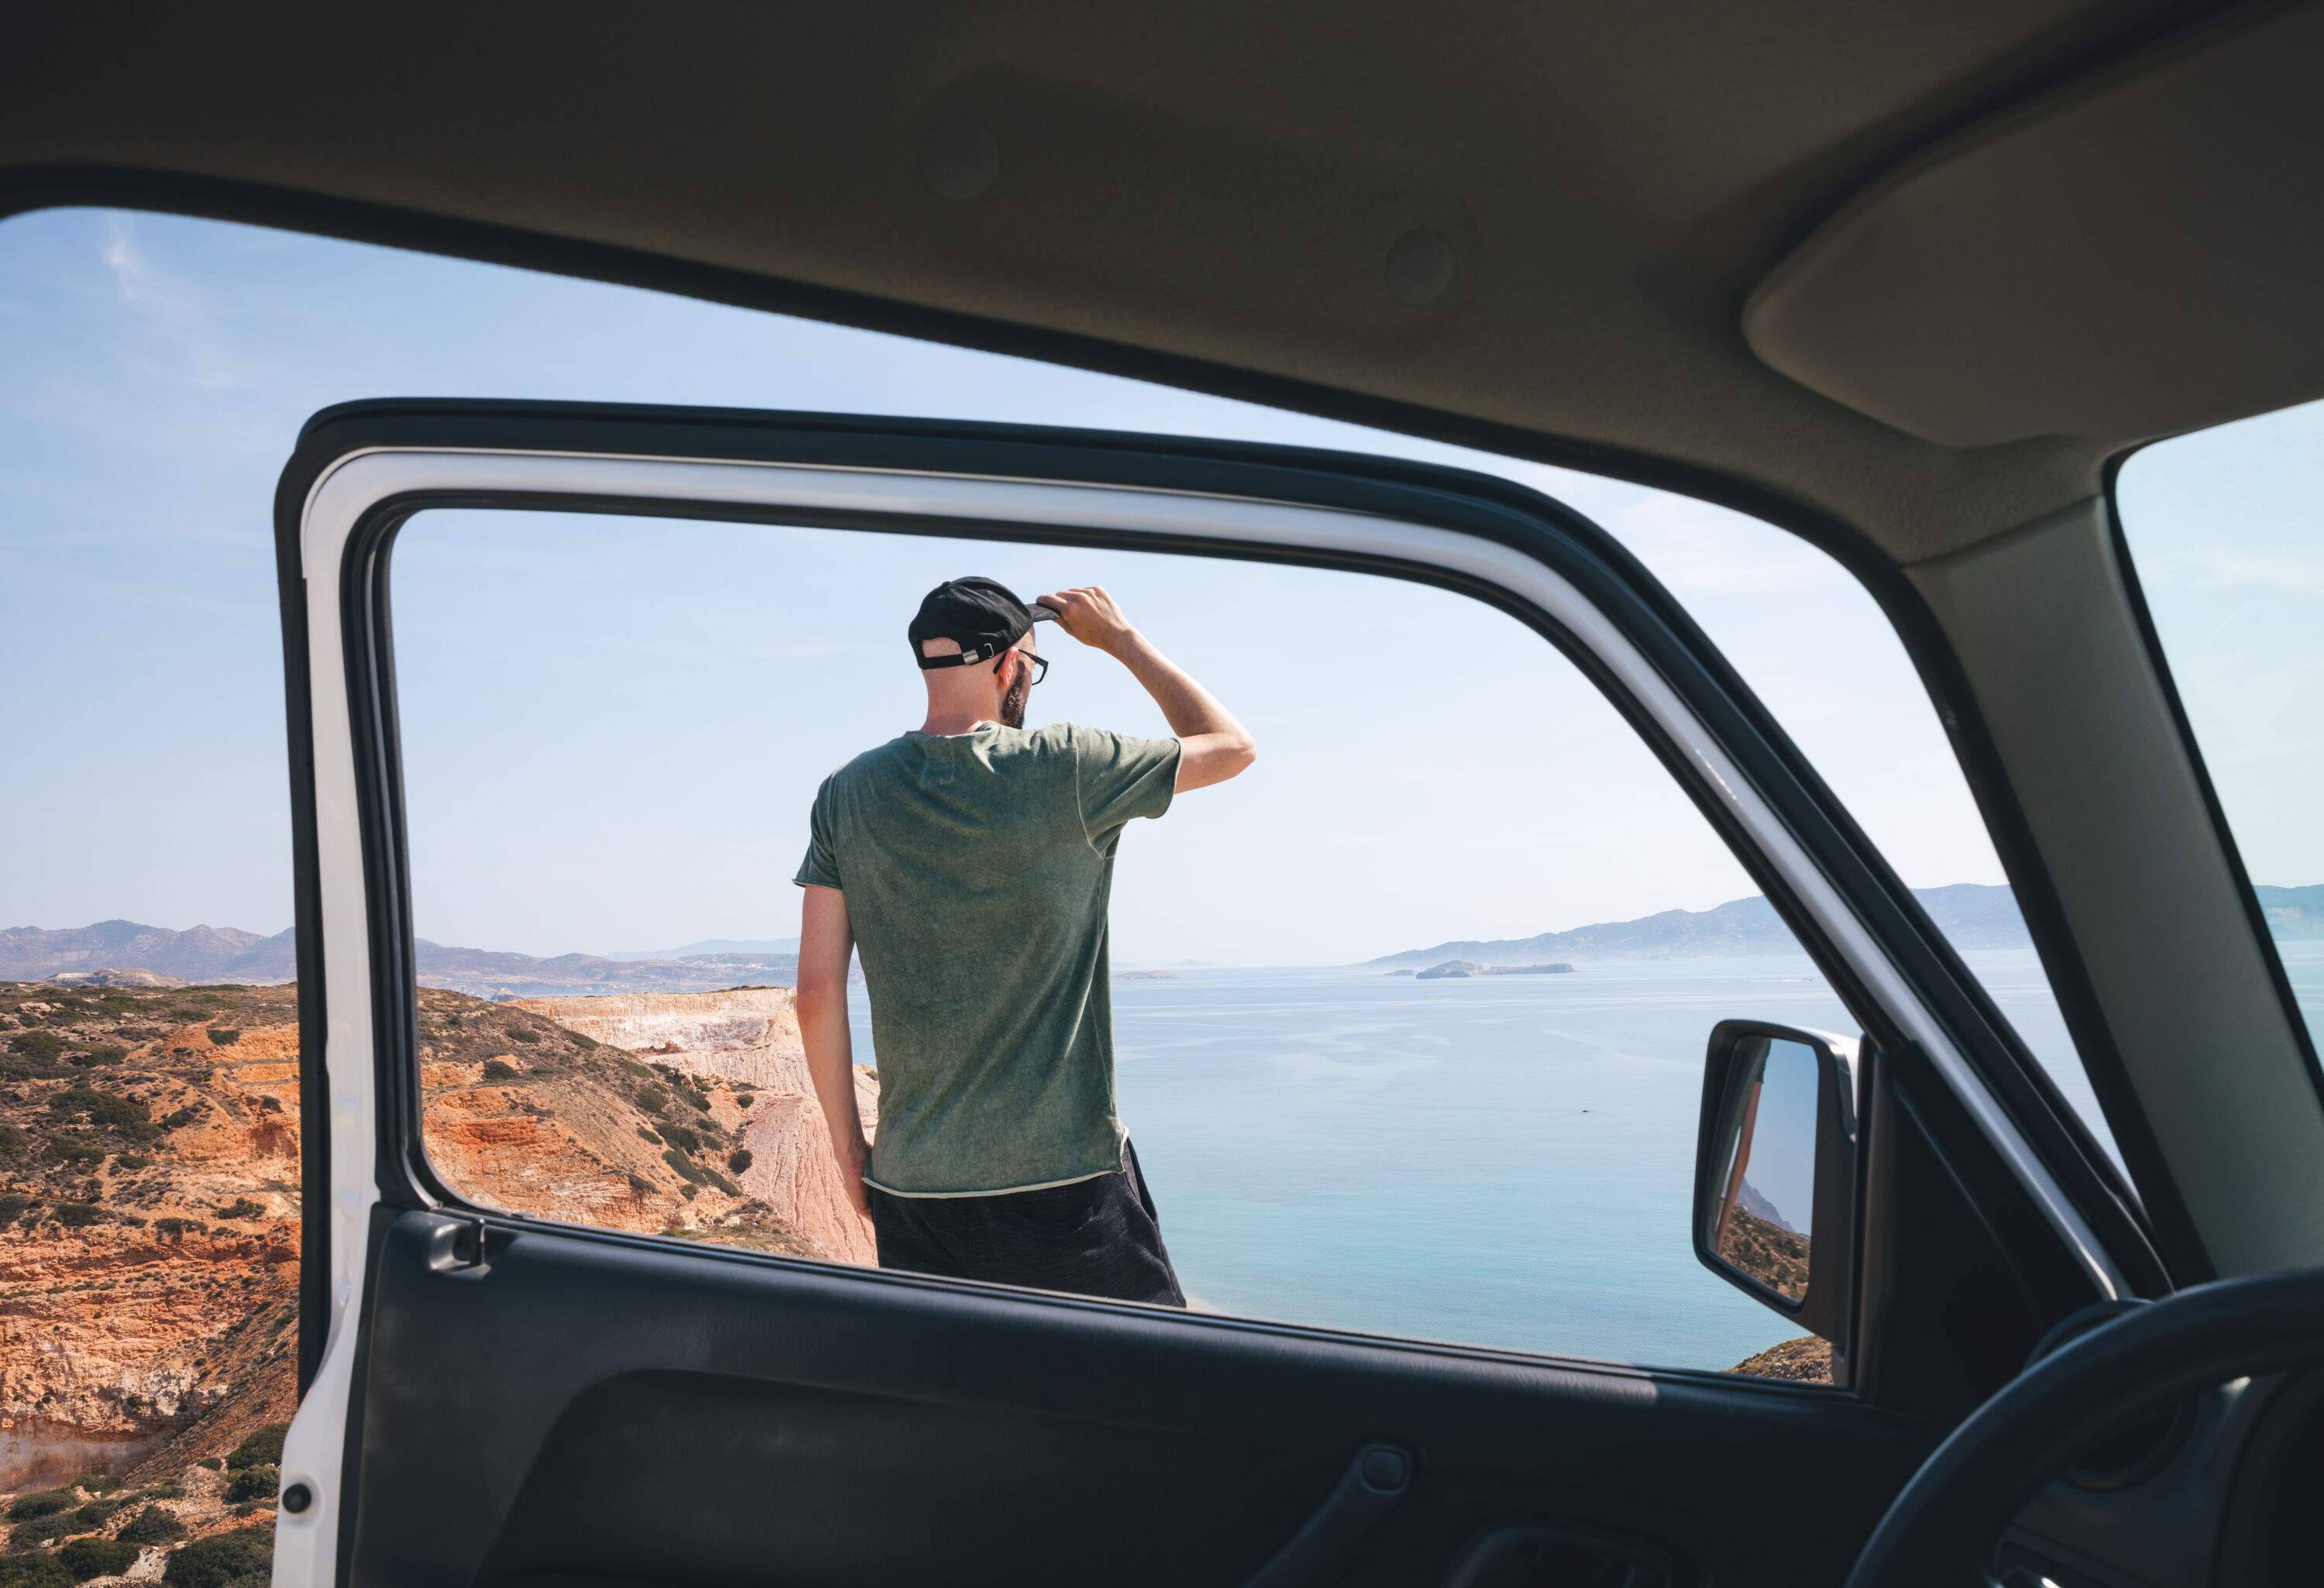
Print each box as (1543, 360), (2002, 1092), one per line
(1414, 960), (1575, 981)
(1116, 969), (1178, 981)
(1366, 882), (2324, 969)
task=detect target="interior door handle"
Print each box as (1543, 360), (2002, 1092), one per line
(1243, 1441), (1414, 1588)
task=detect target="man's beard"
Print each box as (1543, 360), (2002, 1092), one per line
(998, 671), (1030, 728)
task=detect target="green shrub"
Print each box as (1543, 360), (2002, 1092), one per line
(504, 1027), (538, 1044)
(194, 1459), (224, 1473)
(5, 1489), (77, 1520)
(635, 1084), (669, 1114)
(727, 1149), (754, 1174)
(161, 1527), (273, 1588)
(7, 1511), (77, 1548)
(58, 1537), (137, 1581)
(0, 1194), (33, 1221)
(49, 1136), (108, 1166)
(635, 1126), (662, 1146)
(49, 1088), (150, 1129)
(215, 1200), (264, 1222)
(657, 1123), (702, 1155)
(74, 1047), (125, 1067)
(0, 1552), (71, 1588)
(161, 1108), (201, 1130)
(111, 1153), (150, 1170)
(205, 1029), (239, 1047)
(77, 1477), (121, 1498)
(114, 1507), (187, 1545)
(679, 1184), (697, 1200)
(662, 1147), (703, 1185)
(222, 1464), (277, 1504)
(734, 1093), (755, 1109)
(625, 1172), (653, 1195)
(153, 1217), (195, 1240)
(225, 1424), (287, 1470)
(67, 1499), (120, 1527)
(8, 1031), (67, 1061)
(53, 1201), (108, 1227)
(0, 1122), (28, 1160)
(480, 1060), (519, 1081)
(569, 1032), (598, 1050)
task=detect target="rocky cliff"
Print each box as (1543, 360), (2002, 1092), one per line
(504, 989), (878, 1266)
(0, 977), (877, 1566)
(1, 980), (304, 1530)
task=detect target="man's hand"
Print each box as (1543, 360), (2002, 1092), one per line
(1037, 586), (1138, 656)
(1040, 583), (1257, 792)
(838, 1137), (874, 1222)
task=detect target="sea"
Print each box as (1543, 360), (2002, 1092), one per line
(851, 943), (2324, 1373)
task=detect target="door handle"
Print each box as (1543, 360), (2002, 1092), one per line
(1243, 1441), (1414, 1588)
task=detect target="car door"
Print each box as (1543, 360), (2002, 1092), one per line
(266, 398), (2153, 1588)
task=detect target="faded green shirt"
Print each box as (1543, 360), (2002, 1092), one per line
(793, 721), (1181, 1196)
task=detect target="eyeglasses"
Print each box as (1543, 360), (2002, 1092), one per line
(1003, 649), (1049, 686)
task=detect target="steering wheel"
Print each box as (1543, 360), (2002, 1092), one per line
(1842, 1266), (2324, 1586)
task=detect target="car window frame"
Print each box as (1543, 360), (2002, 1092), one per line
(279, 400), (2140, 1392)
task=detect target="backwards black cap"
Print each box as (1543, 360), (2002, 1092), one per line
(908, 576), (1054, 669)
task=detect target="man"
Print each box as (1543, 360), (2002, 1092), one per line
(793, 576), (1255, 1306)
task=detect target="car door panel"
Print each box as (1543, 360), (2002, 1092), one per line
(346, 1210), (1934, 1588)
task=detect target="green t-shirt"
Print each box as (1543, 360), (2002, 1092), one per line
(793, 721), (1181, 1196)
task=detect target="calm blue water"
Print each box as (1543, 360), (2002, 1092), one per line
(849, 946), (2323, 1373)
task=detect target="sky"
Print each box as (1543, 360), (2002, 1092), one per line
(2, 208), (2315, 966)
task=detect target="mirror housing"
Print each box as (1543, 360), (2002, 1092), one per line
(1692, 1020), (1859, 1345)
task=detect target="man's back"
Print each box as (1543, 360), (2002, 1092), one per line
(796, 720), (1180, 1195)
(794, 578), (1251, 1305)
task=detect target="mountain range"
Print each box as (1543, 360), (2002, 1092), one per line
(0, 919), (800, 1000)
(607, 936), (799, 961)
(8, 878), (2318, 994)
(1366, 881), (2324, 969)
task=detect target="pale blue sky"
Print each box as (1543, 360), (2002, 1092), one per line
(2, 208), (2313, 965)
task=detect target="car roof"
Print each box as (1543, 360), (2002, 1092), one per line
(4, 1), (2316, 565)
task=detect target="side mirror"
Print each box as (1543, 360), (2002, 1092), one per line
(1693, 1020), (1858, 1345)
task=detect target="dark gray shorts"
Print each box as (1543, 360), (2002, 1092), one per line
(868, 1138), (1187, 1308)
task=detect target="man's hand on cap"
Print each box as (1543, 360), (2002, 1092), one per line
(1037, 586), (1138, 655)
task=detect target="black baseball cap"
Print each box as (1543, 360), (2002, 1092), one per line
(908, 576), (1054, 669)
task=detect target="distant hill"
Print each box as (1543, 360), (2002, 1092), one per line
(0, 920), (294, 985)
(1735, 1178), (1798, 1236)
(607, 937), (799, 961)
(1363, 881), (2319, 968)
(2256, 884), (2324, 941)
(0, 920), (799, 1000)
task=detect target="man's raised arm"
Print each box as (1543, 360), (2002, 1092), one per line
(797, 882), (871, 1220)
(1037, 586), (1257, 791)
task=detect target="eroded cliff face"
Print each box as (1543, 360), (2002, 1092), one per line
(1, 985), (303, 1501)
(506, 988), (878, 1265)
(1, 980), (878, 1524)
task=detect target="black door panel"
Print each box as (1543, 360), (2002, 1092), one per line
(345, 1212), (1934, 1588)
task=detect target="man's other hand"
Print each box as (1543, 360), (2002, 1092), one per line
(1037, 586), (1137, 655)
(839, 1143), (874, 1222)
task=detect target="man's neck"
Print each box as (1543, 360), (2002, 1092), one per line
(918, 704), (998, 736)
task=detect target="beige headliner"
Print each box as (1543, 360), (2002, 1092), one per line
(2, 0), (2306, 564)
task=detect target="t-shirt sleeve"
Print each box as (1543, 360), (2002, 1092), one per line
(792, 776), (844, 890)
(1073, 726), (1181, 840)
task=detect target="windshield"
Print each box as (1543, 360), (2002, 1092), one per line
(2116, 398), (2324, 1056)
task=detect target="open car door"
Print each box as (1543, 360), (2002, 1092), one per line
(268, 400), (2150, 1588)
